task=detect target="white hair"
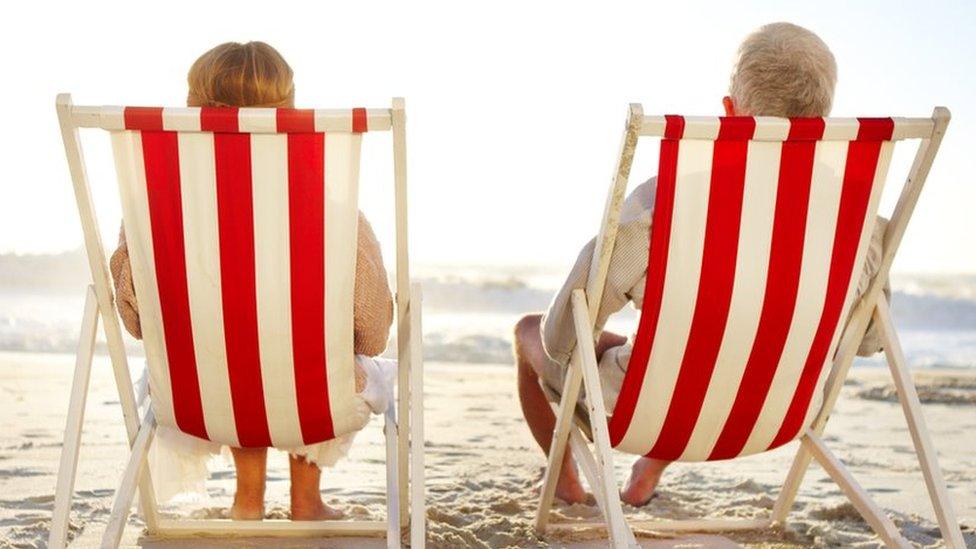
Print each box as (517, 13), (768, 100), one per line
(730, 22), (837, 117)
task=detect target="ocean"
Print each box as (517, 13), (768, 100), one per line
(2, 267), (975, 369)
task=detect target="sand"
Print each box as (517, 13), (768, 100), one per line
(0, 351), (974, 548)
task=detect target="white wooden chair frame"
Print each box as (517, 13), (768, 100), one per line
(49, 94), (426, 548)
(534, 104), (965, 548)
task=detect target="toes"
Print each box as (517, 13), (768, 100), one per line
(621, 490), (657, 507)
(555, 484), (591, 505)
(291, 502), (345, 521)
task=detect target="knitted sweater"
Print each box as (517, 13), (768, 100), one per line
(109, 212), (393, 358)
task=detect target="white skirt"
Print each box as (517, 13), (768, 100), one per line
(138, 355), (397, 504)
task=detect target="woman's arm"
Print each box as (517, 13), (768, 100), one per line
(353, 212), (394, 356)
(110, 227), (143, 339)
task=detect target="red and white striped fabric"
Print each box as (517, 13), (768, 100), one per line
(608, 115), (898, 461)
(110, 106), (369, 448)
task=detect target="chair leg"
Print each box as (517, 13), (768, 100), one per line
(771, 442), (815, 524)
(396, 361), (411, 531)
(49, 288), (99, 548)
(568, 428), (608, 511)
(875, 296), (966, 548)
(396, 300), (412, 530)
(802, 432), (910, 548)
(393, 99), (411, 531)
(534, 357), (584, 534)
(409, 282), (426, 548)
(575, 381), (632, 548)
(570, 290), (636, 548)
(772, 290), (878, 524)
(540, 389), (614, 527)
(384, 407), (401, 549)
(101, 410), (156, 549)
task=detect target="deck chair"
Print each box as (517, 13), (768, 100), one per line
(50, 94), (425, 548)
(535, 105), (964, 548)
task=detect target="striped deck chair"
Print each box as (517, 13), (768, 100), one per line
(49, 94), (425, 548)
(535, 105), (964, 548)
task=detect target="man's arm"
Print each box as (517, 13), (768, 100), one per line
(540, 180), (656, 367)
(854, 216), (891, 356)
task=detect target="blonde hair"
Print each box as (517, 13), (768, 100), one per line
(187, 41), (295, 108)
(729, 23), (837, 117)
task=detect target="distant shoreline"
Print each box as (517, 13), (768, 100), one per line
(4, 261), (976, 366)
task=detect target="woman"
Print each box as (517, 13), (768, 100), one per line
(109, 41), (394, 521)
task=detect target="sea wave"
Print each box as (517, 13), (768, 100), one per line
(2, 270), (976, 366)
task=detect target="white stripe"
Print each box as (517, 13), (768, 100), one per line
(177, 133), (239, 446)
(239, 108), (277, 133)
(752, 117), (790, 141)
(739, 140), (849, 455)
(821, 118), (860, 141)
(679, 140), (782, 461)
(162, 108), (201, 132)
(678, 117), (721, 140)
(250, 133), (304, 448)
(323, 132), (365, 437)
(802, 140), (895, 429)
(615, 139), (713, 456)
(110, 131), (176, 428)
(315, 110), (354, 132)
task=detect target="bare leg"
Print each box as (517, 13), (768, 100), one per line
(514, 316), (586, 504)
(289, 454), (344, 520)
(229, 447), (267, 520)
(514, 314), (627, 504)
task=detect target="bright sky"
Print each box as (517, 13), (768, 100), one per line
(2, 1), (973, 275)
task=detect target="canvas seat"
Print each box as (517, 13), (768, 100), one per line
(534, 105), (964, 548)
(50, 95), (425, 548)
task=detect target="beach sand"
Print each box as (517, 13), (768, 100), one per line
(1, 351), (974, 548)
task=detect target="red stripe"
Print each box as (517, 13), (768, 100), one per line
(767, 123), (890, 449)
(288, 133), (335, 443)
(141, 131), (208, 439)
(663, 115), (685, 139)
(201, 107), (239, 133)
(707, 120), (824, 460)
(277, 109), (316, 133)
(124, 107), (164, 131)
(854, 118), (895, 142)
(785, 117), (826, 140)
(352, 108), (368, 133)
(214, 133), (272, 447)
(646, 118), (753, 460)
(608, 136), (680, 447)
(714, 116), (757, 140)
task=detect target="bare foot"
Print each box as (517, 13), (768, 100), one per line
(230, 497), (264, 520)
(288, 453), (343, 520)
(554, 465), (591, 505)
(291, 495), (345, 521)
(620, 457), (670, 507)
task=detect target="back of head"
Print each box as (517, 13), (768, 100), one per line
(730, 23), (837, 117)
(187, 41), (295, 108)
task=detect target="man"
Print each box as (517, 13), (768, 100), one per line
(514, 22), (887, 506)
